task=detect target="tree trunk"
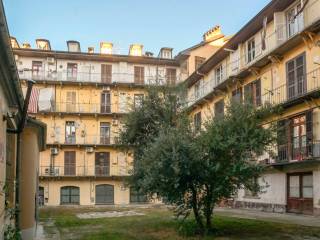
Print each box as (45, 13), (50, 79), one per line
(190, 186), (204, 234)
(204, 185), (214, 231)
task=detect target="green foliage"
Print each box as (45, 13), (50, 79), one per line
(119, 85), (276, 234)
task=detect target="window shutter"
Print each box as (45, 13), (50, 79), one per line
(274, 12), (286, 45)
(244, 84), (252, 104)
(101, 64), (112, 83)
(255, 79), (261, 106)
(277, 119), (290, 162)
(306, 110), (313, 157)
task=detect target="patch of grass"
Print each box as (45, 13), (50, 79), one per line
(39, 207), (320, 240)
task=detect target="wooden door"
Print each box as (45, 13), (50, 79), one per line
(287, 173), (313, 215)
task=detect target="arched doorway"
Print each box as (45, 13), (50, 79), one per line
(95, 184), (114, 204)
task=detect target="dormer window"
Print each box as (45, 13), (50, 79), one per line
(10, 37), (20, 48)
(67, 41), (81, 52)
(159, 48), (173, 59)
(36, 39), (51, 50)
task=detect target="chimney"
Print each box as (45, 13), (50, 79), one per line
(159, 47), (173, 59)
(145, 51), (154, 57)
(129, 44), (143, 56)
(88, 47), (94, 54)
(22, 42), (31, 49)
(36, 39), (51, 50)
(203, 25), (223, 42)
(67, 40), (81, 52)
(100, 42), (113, 54)
(10, 37), (20, 48)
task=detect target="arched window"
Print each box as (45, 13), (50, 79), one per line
(60, 186), (80, 205)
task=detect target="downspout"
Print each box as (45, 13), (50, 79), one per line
(7, 79), (35, 231)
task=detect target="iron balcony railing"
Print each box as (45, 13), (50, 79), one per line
(18, 69), (180, 85)
(258, 140), (320, 165)
(36, 101), (134, 114)
(47, 134), (120, 146)
(186, 0), (320, 107)
(39, 165), (131, 177)
(261, 67), (320, 106)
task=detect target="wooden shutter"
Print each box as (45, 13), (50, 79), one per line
(255, 79), (261, 106)
(277, 119), (291, 162)
(101, 64), (112, 83)
(166, 68), (176, 85)
(64, 151), (76, 175)
(214, 100), (224, 119)
(66, 92), (76, 112)
(274, 12), (286, 45)
(134, 66), (144, 84)
(244, 84), (253, 104)
(306, 110), (313, 157)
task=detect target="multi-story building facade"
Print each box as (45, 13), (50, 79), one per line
(185, 0), (320, 215)
(12, 40), (181, 206)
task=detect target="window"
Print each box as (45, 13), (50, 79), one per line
(134, 94), (144, 109)
(195, 56), (206, 70)
(66, 91), (76, 112)
(130, 187), (148, 203)
(214, 100), (224, 119)
(194, 112), (202, 132)
(287, 2), (304, 38)
(244, 79), (261, 106)
(60, 186), (79, 205)
(32, 61), (43, 78)
(134, 66), (144, 84)
(215, 65), (224, 85)
(166, 68), (177, 85)
(244, 178), (259, 198)
(101, 91), (111, 113)
(101, 64), (112, 83)
(95, 152), (110, 176)
(194, 82), (201, 99)
(286, 53), (306, 99)
(100, 122), (110, 144)
(232, 88), (242, 103)
(247, 38), (255, 63)
(65, 121), (76, 144)
(64, 151), (76, 176)
(67, 63), (78, 81)
(181, 60), (188, 74)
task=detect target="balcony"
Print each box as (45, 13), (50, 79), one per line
(39, 165), (131, 177)
(18, 69), (180, 85)
(261, 67), (320, 107)
(186, 0), (320, 108)
(47, 135), (120, 146)
(258, 140), (320, 165)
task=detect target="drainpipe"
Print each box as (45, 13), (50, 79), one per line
(7, 79), (35, 230)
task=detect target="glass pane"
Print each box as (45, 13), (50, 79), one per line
(61, 196), (69, 203)
(303, 187), (313, 198)
(71, 196), (79, 204)
(303, 175), (313, 187)
(71, 188), (79, 195)
(289, 187), (300, 198)
(290, 176), (299, 187)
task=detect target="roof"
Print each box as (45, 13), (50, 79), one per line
(13, 48), (180, 66)
(185, 0), (296, 87)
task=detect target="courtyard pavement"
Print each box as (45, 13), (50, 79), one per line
(215, 207), (320, 227)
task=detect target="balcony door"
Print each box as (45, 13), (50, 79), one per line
(101, 91), (111, 113)
(64, 151), (76, 176)
(286, 53), (306, 100)
(66, 91), (76, 112)
(287, 2), (304, 38)
(65, 121), (76, 144)
(32, 61), (43, 79)
(95, 152), (110, 176)
(67, 63), (78, 81)
(287, 173), (313, 215)
(100, 122), (110, 144)
(95, 184), (114, 204)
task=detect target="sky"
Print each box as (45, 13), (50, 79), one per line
(4, 0), (271, 56)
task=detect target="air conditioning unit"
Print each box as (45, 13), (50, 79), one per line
(112, 119), (119, 126)
(47, 57), (55, 65)
(86, 147), (94, 153)
(102, 86), (110, 91)
(51, 147), (59, 155)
